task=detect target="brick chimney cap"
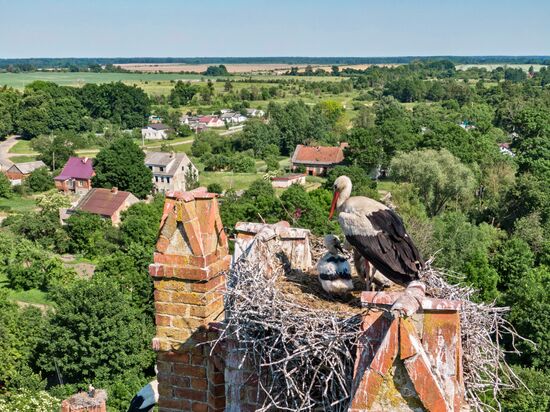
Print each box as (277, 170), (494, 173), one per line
(165, 188), (217, 202)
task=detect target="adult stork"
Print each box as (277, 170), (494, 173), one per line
(127, 379), (158, 412)
(329, 176), (424, 286)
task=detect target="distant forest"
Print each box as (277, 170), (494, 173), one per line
(1, 55), (550, 70)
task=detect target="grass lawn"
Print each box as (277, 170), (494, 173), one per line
(0, 273), (52, 306)
(8, 139), (36, 154)
(9, 155), (37, 162)
(377, 179), (397, 194)
(0, 195), (37, 213)
(199, 171), (263, 191)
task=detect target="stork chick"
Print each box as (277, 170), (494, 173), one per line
(317, 235), (353, 296)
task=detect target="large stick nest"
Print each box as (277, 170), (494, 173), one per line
(214, 236), (525, 412)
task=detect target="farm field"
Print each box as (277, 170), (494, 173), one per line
(456, 63), (545, 71)
(0, 71), (347, 94)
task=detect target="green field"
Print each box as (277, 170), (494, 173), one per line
(9, 155), (38, 162)
(8, 139), (36, 154)
(0, 195), (37, 213)
(0, 272), (51, 307)
(0, 71), (204, 89)
(0, 71), (347, 96)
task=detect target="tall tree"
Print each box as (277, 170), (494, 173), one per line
(391, 149), (476, 216)
(92, 138), (153, 198)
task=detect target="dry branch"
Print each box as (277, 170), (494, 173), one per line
(213, 234), (525, 411)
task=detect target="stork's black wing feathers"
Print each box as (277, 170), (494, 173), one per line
(127, 395), (146, 412)
(345, 209), (424, 286)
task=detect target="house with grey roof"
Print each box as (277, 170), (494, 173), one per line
(141, 123), (172, 140)
(145, 151), (198, 193)
(4, 160), (47, 185)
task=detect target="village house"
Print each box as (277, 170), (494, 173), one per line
(4, 160), (47, 185)
(54, 156), (95, 194)
(271, 173), (307, 188)
(198, 115), (225, 128)
(220, 111), (247, 124)
(290, 143), (346, 176)
(73, 187), (139, 225)
(141, 123), (172, 140)
(148, 115), (163, 124)
(145, 151), (198, 193)
(499, 142), (515, 157)
(246, 108), (265, 117)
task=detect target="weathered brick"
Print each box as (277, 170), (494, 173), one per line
(190, 354), (206, 366)
(158, 398), (191, 410)
(171, 291), (204, 305)
(157, 314), (173, 327)
(172, 317), (206, 330)
(169, 375), (191, 388)
(173, 388), (207, 402)
(173, 364), (207, 378)
(156, 360), (173, 374)
(191, 402), (209, 412)
(154, 290), (172, 303)
(191, 377), (208, 391)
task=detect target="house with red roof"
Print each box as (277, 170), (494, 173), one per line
(54, 157), (95, 194)
(198, 115), (225, 128)
(74, 187), (139, 226)
(290, 143), (346, 176)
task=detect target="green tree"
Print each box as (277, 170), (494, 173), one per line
(391, 149), (476, 216)
(207, 183), (223, 194)
(431, 212), (502, 301)
(264, 156), (280, 172)
(65, 212), (117, 257)
(169, 81), (198, 107)
(0, 173), (12, 198)
(503, 265), (550, 369)
(92, 138), (153, 198)
(343, 128), (384, 172)
(39, 277), (155, 383)
(30, 133), (77, 170)
(24, 167), (53, 192)
(499, 367), (550, 412)
(0, 290), (47, 390)
(324, 165), (378, 198)
(120, 199), (164, 251)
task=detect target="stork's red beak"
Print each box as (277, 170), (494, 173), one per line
(329, 191), (339, 220)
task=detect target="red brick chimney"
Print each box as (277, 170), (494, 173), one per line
(350, 285), (465, 412)
(149, 189), (229, 412)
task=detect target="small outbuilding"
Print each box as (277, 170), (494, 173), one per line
(291, 144), (345, 176)
(4, 160), (47, 185)
(271, 173), (306, 188)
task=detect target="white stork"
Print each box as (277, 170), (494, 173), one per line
(127, 379), (158, 412)
(329, 176), (424, 286)
(317, 235), (353, 295)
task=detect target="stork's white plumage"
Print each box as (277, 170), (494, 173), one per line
(127, 379), (158, 412)
(317, 235), (353, 295)
(329, 176), (423, 286)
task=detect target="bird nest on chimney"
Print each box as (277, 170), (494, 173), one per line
(213, 235), (527, 412)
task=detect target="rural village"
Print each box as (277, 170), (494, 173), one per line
(0, 2), (549, 411)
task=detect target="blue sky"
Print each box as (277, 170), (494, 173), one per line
(0, 0), (548, 58)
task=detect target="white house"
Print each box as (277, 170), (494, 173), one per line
(141, 124), (172, 140)
(220, 111), (248, 124)
(246, 108), (265, 117)
(145, 151), (198, 193)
